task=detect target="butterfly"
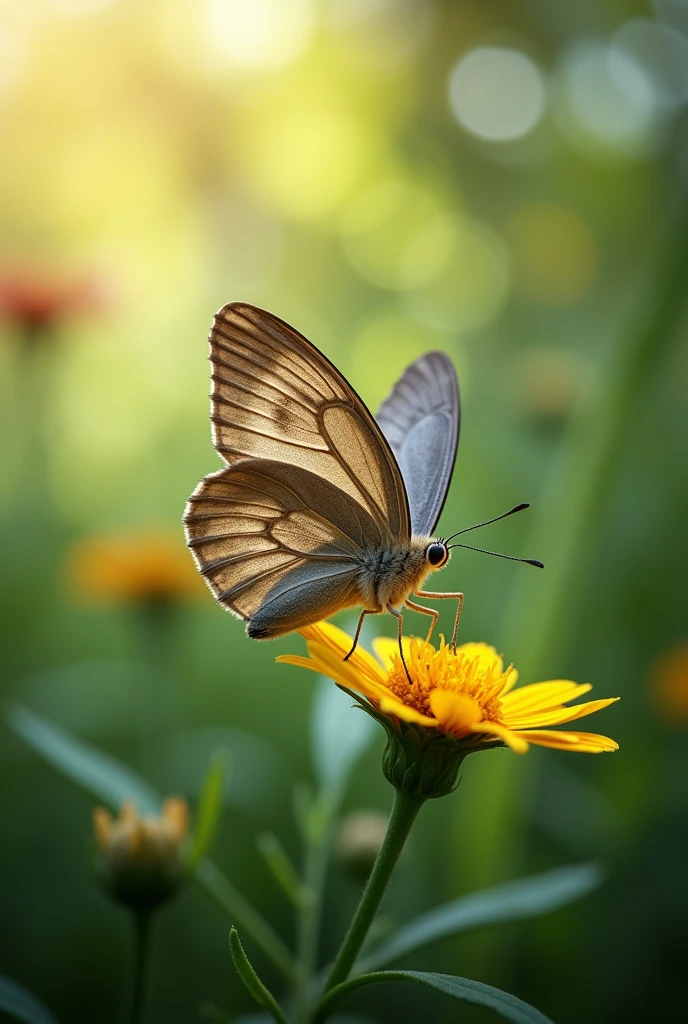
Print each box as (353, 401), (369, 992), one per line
(184, 303), (541, 673)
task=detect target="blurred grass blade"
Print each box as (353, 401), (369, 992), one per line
(0, 976), (58, 1024)
(187, 750), (231, 869)
(257, 832), (311, 908)
(7, 702), (160, 813)
(311, 677), (376, 795)
(315, 970), (554, 1024)
(196, 860), (297, 982)
(229, 928), (289, 1024)
(356, 861), (603, 973)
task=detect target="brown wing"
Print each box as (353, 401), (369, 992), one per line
(184, 458), (376, 638)
(208, 302), (410, 543)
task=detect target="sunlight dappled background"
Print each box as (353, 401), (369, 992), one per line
(1, 1), (687, 1021)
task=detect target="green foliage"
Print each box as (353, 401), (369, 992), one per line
(188, 750), (231, 869)
(229, 928), (289, 1024)
(310, 677), (376, 796)
(356, 861), (603, 972)
(316, 971), (554, 1024)
(257, 832), (311, 909)
(0, 977), (57, 1024)
(7, 702), (160, 813)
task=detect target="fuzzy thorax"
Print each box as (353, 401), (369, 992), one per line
(358, 535), (442, 610)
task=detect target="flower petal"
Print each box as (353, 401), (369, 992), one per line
(469, 721), (530, 754)
(300, 621), (387, 683)
(372, 635), (413, 671)
(305, 643), (391, 702)
(429, 689), (484, 734)
(516, 729), (619, 752)
(501, 680), (592, 713)
(504, 697), (620, 730)
(378, 693), (438, 726)
(456, 642), (503, 674)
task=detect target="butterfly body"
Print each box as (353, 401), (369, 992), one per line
(184, 303), (461, 656)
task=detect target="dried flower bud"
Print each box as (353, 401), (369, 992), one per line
(336, 810), (389, 881)
(93, 798), (189, 912)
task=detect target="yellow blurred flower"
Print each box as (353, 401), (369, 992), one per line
(279, 622), (619, 757)
(93, 798), (189, 911)
(67, 530), (205, 605)
(650, 644), (688, 725)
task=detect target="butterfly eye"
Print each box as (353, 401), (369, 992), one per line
(426, 542), (448, 568)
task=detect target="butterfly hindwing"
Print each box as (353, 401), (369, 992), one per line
(376, 351), (460, 536)
(184, 458), (374, 637)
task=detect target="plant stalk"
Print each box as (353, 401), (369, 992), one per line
(321, 788), (424, 1000)
(127, 911), (152, 1024)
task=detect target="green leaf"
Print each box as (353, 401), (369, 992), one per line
(356, 862), (603, 973)
(0, 976), (58, 1024)
(256, 832), (311, 908)
(316, 971), (554, 1024)
(229, 928), (289, 1024)
(311, 677), (376, 795)
(7, 702), (159, 814)
(188, 750), (231, 869)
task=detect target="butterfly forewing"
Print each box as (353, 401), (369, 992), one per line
(209, 303), (410, 542)
(376, 351), (460, 536)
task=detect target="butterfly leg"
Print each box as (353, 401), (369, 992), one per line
(344, 609), (378, 662)
(413, 591), (464, 652)
(386, 603), (413, 683)
(405, 598), (439, 643)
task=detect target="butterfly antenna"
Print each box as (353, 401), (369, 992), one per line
(447, 541), (543, 568)
(443, 503), (530, 543)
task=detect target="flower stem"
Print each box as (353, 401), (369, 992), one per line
(127, 911), (152, 1024)
(321, 789), (424, 1001)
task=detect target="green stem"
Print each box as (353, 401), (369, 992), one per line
(127, 911), (152, 1024)
(321, 789), (424, 1000)
(195, 859), (297, 983)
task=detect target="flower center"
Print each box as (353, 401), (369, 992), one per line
(385, 638), (505, 723)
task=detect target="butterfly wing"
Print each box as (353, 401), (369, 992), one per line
(184, 458), (379, 638)
(376, 352), (460, 536)
(208, 302), (410, 543)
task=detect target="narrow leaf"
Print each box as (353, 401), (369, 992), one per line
(357, 862), (603, 972)
(257, 832), (310, 908)
(7, 705), (297, 983)
(229, 928), (289, 1024)
(7, 703), (159, 813)
(311, 676), (376, 795)
(0, 976), (58, 1024)
(316, 970), (554, 1024)
(188, 750), (231, 869)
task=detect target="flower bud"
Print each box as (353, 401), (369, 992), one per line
(336, 810), (389, 881)
(380, 719), (468, 800)
(93, 798), (189, 912)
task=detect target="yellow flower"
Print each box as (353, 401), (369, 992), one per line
(279, 622), (619, 757)
(650, 643), (688, 725)
(93, 798), (189, 911)
(67, 531), (205, 606)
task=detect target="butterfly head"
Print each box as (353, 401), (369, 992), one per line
(425, 541), (450, 569)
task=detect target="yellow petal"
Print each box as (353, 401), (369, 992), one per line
(372, 635), (413, 671)
(456, 642), (503, 674)
(429, 689), (484, 734)
(504, 697), (620, 730)
(516, 729), (619, 752)
(469, 721), (530, 754)
(501, 680), (592, 713)
(302, 621), (386, 683)
(500, 666), (519, 694)
(378, 693), (438, 726)
(276, 654), (320, 673)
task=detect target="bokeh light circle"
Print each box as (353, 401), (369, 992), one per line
(205, 0), (315, 71)
(448, 47), (546, 142)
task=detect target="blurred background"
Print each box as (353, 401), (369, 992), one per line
(1, 0), (687, 1021)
